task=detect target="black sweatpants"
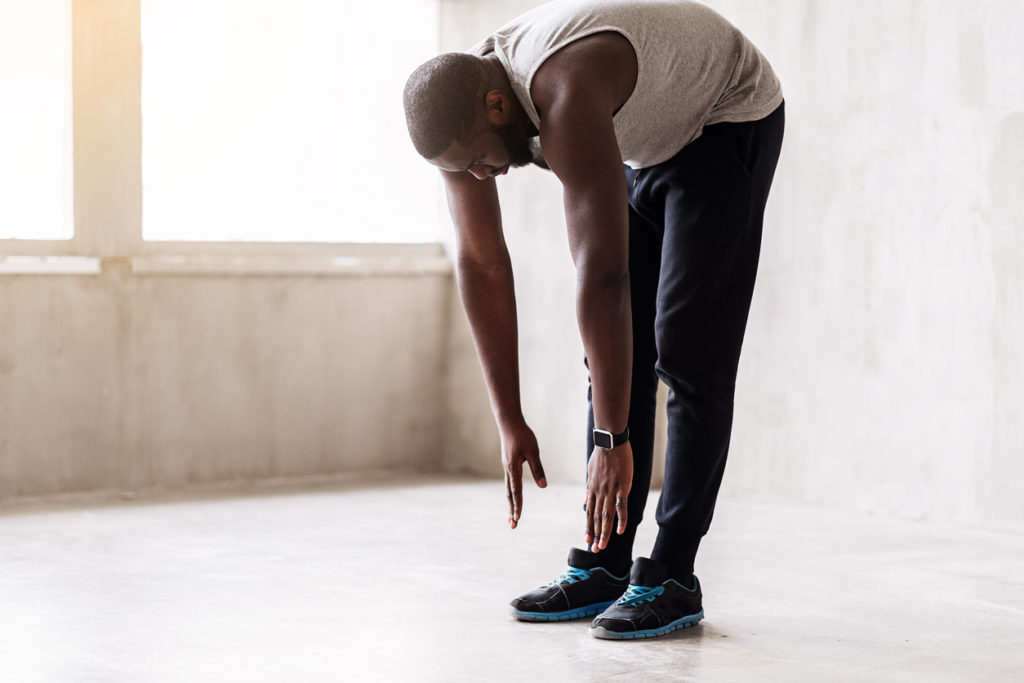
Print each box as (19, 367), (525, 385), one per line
(585, 102), (785, 577)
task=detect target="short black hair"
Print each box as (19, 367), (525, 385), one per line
(403, 53), (489, 159)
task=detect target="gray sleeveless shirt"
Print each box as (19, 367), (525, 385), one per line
(470, 0), (783, 169)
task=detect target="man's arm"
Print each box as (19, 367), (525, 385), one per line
(442, 169), (547, 529)
(531, 34), (637, 552)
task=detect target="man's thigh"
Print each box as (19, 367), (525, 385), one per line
(640, 112), (783, 397)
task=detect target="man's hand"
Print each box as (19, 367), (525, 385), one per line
(501, 422), (547, 529)
(585, 442), (633, 550)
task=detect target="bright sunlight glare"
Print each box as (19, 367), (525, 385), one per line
(0, 0), (72, 240)
(141, 1), (442, 243)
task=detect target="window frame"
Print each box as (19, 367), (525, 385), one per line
(0, 0), (444, 265)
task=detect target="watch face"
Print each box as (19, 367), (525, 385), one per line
(594, 430), (612, 450)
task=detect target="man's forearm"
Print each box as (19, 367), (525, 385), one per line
(577, 272), (632, 433)
(457, 256), (526, 431)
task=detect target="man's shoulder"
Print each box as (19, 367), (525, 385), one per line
(530, 31), (637, 118)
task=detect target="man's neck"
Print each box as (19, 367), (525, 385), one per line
(483, 55), (538, 137)
(482, 54), (510, 92)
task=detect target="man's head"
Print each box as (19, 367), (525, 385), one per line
(403, 53), (533, 179)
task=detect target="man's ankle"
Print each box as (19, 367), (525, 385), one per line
(671, 571), (696, 590)
(583, 548), (631, 578)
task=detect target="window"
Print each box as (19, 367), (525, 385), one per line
(0, 0), (72, 240)
(141, 0), (441, 243)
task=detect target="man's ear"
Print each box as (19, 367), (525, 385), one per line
(484, 90), (510, 125)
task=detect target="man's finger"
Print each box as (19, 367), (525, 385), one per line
(511, 462), (524, 525)
(599, 499), (615, 549)
(505, 471), (515, 528)
(615, 495), (628, 534)
(527, 454), (547, 488)
(584, 490), (596, 547)
(593, 500), (603, 551)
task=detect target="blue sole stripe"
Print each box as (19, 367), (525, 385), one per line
(591, 609), (705, 639)
(510, 600), (616, 622)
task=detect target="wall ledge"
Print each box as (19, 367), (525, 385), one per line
(129, 253), (453, 277)
(0, 256), (102, 275)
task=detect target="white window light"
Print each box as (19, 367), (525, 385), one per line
(0, 0), (72, 241)
(141, 0), (442, 243)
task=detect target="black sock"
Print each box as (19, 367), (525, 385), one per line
(586, 548), (631, 578)
(588, 522), (637, 577)
(670, 571), (696, 589)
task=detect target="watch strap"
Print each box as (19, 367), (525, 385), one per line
(593, 426), (630, 450)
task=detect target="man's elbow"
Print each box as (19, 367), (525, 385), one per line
(457, 250), (512, 279)
(576, 253), (629, 290)
(576, 268), (630, 308)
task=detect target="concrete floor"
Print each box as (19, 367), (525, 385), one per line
(0, 477), (1022, 682)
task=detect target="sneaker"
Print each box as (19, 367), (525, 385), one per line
(590, 557), (704, 639)
(509, 548), (630, 622)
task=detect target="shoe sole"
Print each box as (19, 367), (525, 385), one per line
(590, 609), (705, 639)
(509, 600), (616, 622)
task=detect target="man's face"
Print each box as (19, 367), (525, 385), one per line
(493, 122), (534, 169)
(429, 122), (533, 180)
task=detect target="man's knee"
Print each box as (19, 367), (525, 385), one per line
(653, 352), (737, 407)
(654, 316), (744, 402)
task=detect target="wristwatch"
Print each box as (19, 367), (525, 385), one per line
(593, 426), (630, 450)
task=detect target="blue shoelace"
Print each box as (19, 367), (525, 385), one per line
(616, 584), (665, 607)
(547, 566), (593, 587)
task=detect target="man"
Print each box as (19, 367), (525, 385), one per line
(403, 0), (783, 640)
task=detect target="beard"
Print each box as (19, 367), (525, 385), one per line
(493, 122), (535, 168)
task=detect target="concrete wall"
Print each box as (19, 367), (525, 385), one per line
(715, 0), (1024, 533)
(439, 0), (1024, 532)
(1, 0), (469, 499)
(4, 0), (1021, 537)
(0, 256), (454, 497)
